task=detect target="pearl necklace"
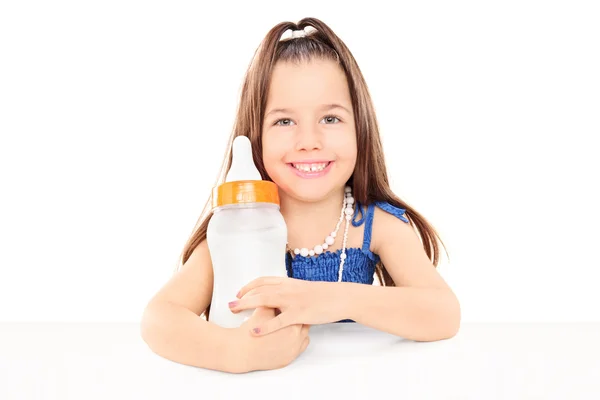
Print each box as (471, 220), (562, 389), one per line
(288, 186), (354, 282)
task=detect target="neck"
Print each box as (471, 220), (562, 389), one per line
(279, 188), (346, 246)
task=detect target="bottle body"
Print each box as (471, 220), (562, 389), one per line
(207, 203), (288, 328)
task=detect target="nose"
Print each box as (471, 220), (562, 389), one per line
(294, 125), (323, 152)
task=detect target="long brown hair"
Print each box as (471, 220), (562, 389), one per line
(177, 18), (448, 319)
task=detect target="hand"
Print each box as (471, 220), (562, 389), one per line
(232, 307), (310, 373)
(229, 277), (343, 336)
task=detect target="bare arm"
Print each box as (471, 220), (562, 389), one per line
(140, 240), (243, 373)
(337, 207), (461, 341)
(335, 283), (459, 341)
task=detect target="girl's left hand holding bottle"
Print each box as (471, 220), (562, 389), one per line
(228, 277), (343, 337)
(229, 306), (310, 373)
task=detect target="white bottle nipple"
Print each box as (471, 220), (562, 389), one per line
(225, 136), (262, 182)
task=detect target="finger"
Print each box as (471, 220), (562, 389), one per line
(242, 287), (267, 299)
(252, 306), (276, 318)
(251, 312), (292, 336)
(229, 290), (260, 313)
(229, 293), (279, 313)
(237, 276), (285, 298)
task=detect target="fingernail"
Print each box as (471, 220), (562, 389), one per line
(236, 291), (241, 298)
(228, 301), (238, 308)
(252, 327), (261, 334)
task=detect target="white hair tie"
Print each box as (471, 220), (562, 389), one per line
(291, 29), (306, 38)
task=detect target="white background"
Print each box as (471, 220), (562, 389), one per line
(1, 0), (598, 323)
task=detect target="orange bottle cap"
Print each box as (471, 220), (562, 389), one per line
(212, 180), (280, 208)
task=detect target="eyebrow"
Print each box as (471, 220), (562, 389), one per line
(265, 103), (352, 118)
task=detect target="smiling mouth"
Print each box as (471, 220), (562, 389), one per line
(289, 162), (331, 173)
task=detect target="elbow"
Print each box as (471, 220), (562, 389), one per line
(140, 308), (152, 345)
(139, 306), (155, 348)
(139, 301), (164, 351)
(415, 290), (461, 342)
(440, 312), (461, 341)
(438, 292), (462, 340)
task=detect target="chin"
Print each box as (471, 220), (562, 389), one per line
(281, 185), (336, 203)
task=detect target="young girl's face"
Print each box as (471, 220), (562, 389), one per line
(262, 59), (357, 203)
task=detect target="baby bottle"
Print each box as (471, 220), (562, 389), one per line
(207, 136), (288, 328)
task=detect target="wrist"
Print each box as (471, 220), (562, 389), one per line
(324, 281), (355, 321)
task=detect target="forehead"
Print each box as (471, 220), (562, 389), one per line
(266, 59), (352, 110)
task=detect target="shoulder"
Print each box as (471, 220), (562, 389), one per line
(370, 202), (414, 254)
(369, 202), (449, 290)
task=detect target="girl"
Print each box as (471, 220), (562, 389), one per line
(141, 17), (460, 374)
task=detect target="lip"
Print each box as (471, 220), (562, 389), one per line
(287, 161), (333, 179)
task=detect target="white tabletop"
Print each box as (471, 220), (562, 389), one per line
(1, 322), (599, 399)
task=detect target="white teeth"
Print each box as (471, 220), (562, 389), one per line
(292, 162), (329, 172)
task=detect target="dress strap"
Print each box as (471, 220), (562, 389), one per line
(362, 203), (377, 260)
(351, 201), (410, 226)
(351, 201), (410, 262)
(374, 201), (409, 223)
(351, 203), (378, 262)
(351, 202), (366, 226)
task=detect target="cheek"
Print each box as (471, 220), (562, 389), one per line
(331, 134), (357, 164)
(261, 136), (286, 172)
